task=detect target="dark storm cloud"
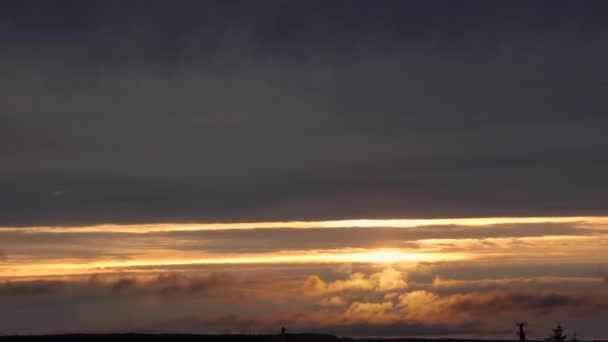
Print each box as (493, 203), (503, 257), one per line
(2, 1), (608, 225)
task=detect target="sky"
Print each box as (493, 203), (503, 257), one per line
(1, 0), (608, 339)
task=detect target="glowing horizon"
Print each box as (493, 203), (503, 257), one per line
(2, 215), (607, 337)
(1, 215), (607, 233)
(0, 248), (471, 278)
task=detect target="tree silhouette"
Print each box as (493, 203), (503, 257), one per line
(546, 323), (568, 342)
(516, 322), (528, 341)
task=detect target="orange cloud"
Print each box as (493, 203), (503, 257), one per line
(307, 268), (408, 296)
(318, 296), (347, 307)
(346, 301), (394, 320)
(303, 275), (327, 296)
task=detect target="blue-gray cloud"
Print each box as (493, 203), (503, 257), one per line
(2, 2), (608, 225)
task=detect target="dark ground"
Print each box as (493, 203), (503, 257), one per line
(0, 335), (604, 342)
(0, 335), (605, 342)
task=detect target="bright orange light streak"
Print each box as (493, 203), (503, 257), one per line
(0, 249), (470, 277)
(0, 216), (606, 233)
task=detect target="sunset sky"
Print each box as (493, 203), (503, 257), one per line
(1, 1), (608, 339)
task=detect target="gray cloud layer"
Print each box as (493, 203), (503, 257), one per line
(2, 1), (608, 225)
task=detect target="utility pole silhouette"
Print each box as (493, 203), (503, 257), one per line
(516, 322), (528, 341)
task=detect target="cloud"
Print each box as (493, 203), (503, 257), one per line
(311, 268), (407, 295)
(0, 280), (65, 296)
(123, 273), (236, 297)
(319, 296), (347, 307)
(398, 290), (441, 319)
(397, 289), (608, 321)
(303, 275), (327, 296)
(91, 272), (303, 301)
(346, 301), (394, 320)
(2, 268), (608, 337)
(0, 272), (299, 301)
(134, 287), (608, 336)
(302, 269), (608, 326)
(306, 268), (410, 308)
(324, 273), (375, 293)
(429, 276), (606, 294)
(440, 290), (594, 316)
(86, 273), (241, 297)
(333, 263), (353, 274)
(370, 268), (407, 291)
(1, 3), (608, 337)
(1, 222), (597, 257)
(2, 2), (608, 226)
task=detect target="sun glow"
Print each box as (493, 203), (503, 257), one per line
(2, 216), (606, 278)
(0, 249), (470, 278)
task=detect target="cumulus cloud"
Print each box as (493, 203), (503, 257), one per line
(319, 296), (347, 307)
(303, 275), (327, 296)
(301, 268), (608, 327)
(307, 268), (407, 296)
(398, 290), (441, 319)
(326, 273), (375, 293)
(370, 268), (407, 291)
